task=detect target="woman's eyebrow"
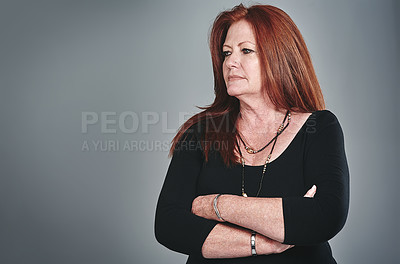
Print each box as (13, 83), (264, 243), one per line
(238, 41), (256, 46)
(223, 41), (256, 48)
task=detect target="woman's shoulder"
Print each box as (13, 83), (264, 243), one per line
(173, 121), (205, 151)
(172, 124), (203, 155)
(302, 109), (345, 146)
(311, 109), (340, 123)
(182, 121), (205, 141)
(306, 109), (342, 132)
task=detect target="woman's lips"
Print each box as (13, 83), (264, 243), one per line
(228, 75), (245, 81)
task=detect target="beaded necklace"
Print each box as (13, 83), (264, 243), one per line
(236, 110), (291, 197)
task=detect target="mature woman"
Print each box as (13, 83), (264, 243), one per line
(155, 4), (349, 264)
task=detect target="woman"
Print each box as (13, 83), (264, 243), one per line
(155, 4), (349, 264)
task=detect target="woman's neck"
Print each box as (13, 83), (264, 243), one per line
(237, 97), (286, 133)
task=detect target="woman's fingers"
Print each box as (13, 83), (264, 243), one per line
(303, 185), (317, 198)
(273, 242), (294, 254)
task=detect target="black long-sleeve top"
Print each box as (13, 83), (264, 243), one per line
(155, 110), (349, 264)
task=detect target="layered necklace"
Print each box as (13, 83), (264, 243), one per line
(236, 110), (291, 197)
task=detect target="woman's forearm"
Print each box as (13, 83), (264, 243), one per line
(216, 195), (285, 242)
(202, 223), (292, 258)
(191, 187), (316, 245)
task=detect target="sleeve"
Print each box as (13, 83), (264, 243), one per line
(282, 113), (350, 245)
(154, 128), (218, 256)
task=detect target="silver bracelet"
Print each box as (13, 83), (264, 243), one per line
(251, 231), (257, 256)
(213, 194), (225, 221)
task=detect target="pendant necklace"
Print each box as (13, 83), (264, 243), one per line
(236, 110), (291, 197)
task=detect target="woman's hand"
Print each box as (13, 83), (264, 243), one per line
(304, 185), (317, 198)
(257, 235), (294, 254)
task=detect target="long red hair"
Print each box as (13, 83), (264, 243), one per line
(169, 4), (325, 167)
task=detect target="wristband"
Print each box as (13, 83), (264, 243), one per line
(251, 231), (257, 256)
(213, 194), (225, 221)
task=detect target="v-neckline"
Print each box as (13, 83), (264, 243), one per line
(240, 111), (317, 167)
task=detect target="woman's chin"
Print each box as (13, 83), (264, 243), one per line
(226, 86), (244, 97)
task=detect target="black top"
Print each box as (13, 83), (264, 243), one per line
(155, 110), (349, 264)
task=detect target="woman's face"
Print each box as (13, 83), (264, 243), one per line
(222, 20), (262, 99)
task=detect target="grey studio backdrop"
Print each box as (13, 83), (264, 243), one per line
(0, 0), (398, 263)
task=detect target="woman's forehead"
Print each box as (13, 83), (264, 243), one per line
(224, 20), (256, 45)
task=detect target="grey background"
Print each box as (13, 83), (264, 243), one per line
(1, 0), (398, 263)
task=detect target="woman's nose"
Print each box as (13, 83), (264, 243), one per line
(225, 52), (240, 68)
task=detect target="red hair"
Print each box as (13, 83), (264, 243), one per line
(169, 4), (325, 166)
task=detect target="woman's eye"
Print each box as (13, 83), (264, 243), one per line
(242, 48), (254, 54)
(222, 51), (231, 57)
